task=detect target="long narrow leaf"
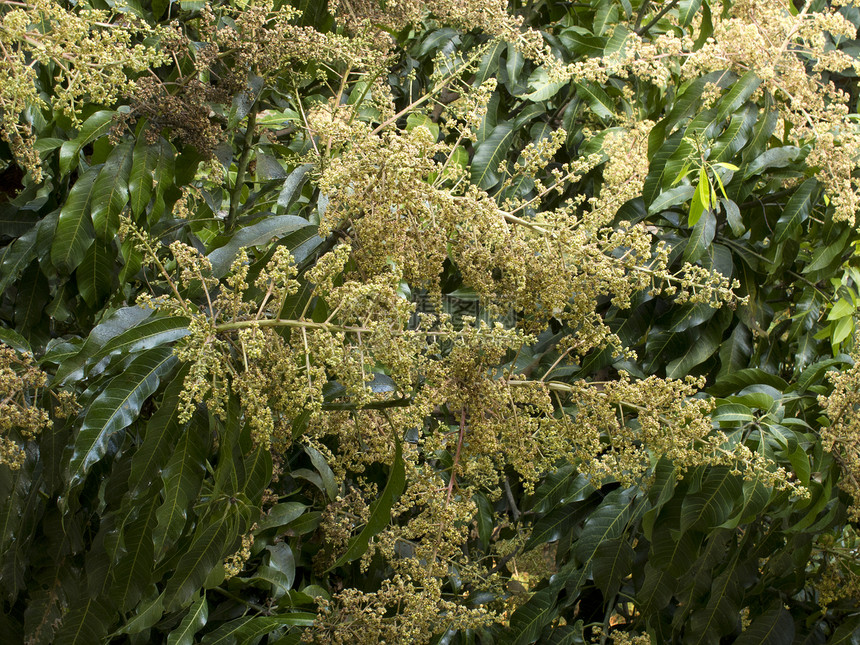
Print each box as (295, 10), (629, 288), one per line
(67, 346), (177, 489)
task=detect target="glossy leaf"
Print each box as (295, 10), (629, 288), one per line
(164, 509), (235, 611)
(91, 141), (133, 239)
(67, 346), (177, 489)
(51, 167), (98, 274)
(208, 215), (313, 277)
(167, 594), (208, 645)
(471, 121), (515, 189)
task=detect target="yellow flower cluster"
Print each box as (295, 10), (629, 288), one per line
(0, 0), (167, 179)
(0, 344), (54, 470)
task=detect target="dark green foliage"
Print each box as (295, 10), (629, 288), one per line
(1, 0), (860, 643)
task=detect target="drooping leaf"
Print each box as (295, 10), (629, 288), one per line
(76, 239), (115, 308)
(167, 594), (208, 645)
(51, 167), (99, 274)
(163, 508), (235, 611)
(503, 586), (558, 645)
(154, 417), (210, 557)
(471, 121), (514, 189)
(67, 346), (177, 490)
(680, 467), (743, 532)
(91, 141), (133, 239)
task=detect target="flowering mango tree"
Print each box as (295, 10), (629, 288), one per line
(1, 0), (860, 643)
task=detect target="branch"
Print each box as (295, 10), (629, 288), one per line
(226, 107), (258, 234)
(635, 0), (681, 36)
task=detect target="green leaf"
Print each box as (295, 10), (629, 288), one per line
(304, 444), (337, 500)
(574, 81), (614, 120)
(523, 67), (567, 102)
(592, 537), (634, 600)
(826, 616), (860, 644)
(329, 431), (406, 569)
(827, 298), (855, 321)
(90, 316), (190, 372)
(474, 492), (494, 550)
(742, 146), (801, 179)
(526, 501), (591, 550)
(544, 623), (586, 645)
(154, 417), (210, 556)
(91, 141), (133, 239)
(54, 307), (152, 384)
(644, 131), (684, 204)
(164, 508), (235, 611)
(504, 586), (558, 645)
(715, 72), (761, 122)
(678, 0), (703, 26)
(68, 346), (177, 490)
(649, 185), (696, 214)
(530, 466), (595, 514)
(167, 594), (208, 645)
(113, 592), (164, 635)
(804, 227), (852, 274)
(788, 444), (811, 486)
(0, 210), (58, 295)
(112, 496), (159, 612)
(208, 215), (314, 277)
(76, 239), (115, 308)
(255, 502), (307, 532)
(665, 324), (721, 379)
(266, 542), (296, 595)
(0, 327), (31, 354)
(471, 121), (514, 189)
(721, 198), (744, 236)
(51, 167), (99, 274)
(712, 104), (757, 162)
(129, 137), (159, 217)
(637, 562), (676, 615)
(773, 178), (818, 244)
(687, 565), (742, 644)
(276, 164), (313, 213)
(59, 111), (115, 176)
(574, 487), (635, 565)
(200, 614), (316, 645)
(53, 597), (112, 645)
(680, 467), (742, 532)
(712, 403), (754, 423)
(406, 113), (440, 139)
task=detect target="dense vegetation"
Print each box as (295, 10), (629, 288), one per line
(2, 0), (860, 642)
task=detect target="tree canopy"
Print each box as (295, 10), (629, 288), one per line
(1, 0), (860, 643)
